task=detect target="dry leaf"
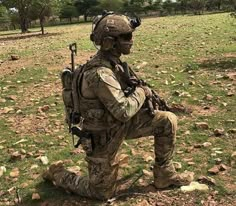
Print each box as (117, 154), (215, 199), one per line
(10, 168), (19, 178)
(40, 156), (49, 165)
(0, 166), (6, 177)
(119, 154), (129, 167)
(32, 193), (40, 200)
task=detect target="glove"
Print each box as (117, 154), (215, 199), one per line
(140, 85), (152, 98)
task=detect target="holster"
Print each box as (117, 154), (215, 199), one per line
(71, 127), (93, 155)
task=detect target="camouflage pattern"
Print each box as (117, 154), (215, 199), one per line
(92, 14), (134, 46)
(43, 50), (189, 200)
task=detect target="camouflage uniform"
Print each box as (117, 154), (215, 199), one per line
(44, 51), (181, 200)
(43, 13), (193, 200)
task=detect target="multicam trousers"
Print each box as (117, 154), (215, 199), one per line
(53, 109), (177, 200)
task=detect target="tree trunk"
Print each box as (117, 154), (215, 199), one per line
(20, 17), (28, 33)
(84, 14), (88, 22)
(19, 11), (28, 33)
(40, 18), (45, 35)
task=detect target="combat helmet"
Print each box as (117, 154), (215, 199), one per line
(90, 11), (141, 48)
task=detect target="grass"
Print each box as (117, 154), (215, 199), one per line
(0, 13), (236, 205)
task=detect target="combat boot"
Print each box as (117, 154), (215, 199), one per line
(153, 162), (194, 189)
(42, 161), (65, 183)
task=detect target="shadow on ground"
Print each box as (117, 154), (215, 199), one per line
(0, 32), (61, 42)
(20, 169), (158, 206)
(198, 57), (236, 71)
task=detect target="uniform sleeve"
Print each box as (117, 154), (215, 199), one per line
(93, 67), (146, 122)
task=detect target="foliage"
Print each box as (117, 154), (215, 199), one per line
(29, 0), (57, 34)
(1, 0), (236, 32)
(9, 9), (20, 30)
(59, 2), (78, 22)
(99, 0), (125, 12)
(74, 0), (99, 21)
(0, 5), (10, 29)
(1, 0), (33, 32)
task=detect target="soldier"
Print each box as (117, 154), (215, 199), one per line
(43, 12), (194, 200)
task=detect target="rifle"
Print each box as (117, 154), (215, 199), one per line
(122, 62), (171, 116)
(69, 43), (77, 72)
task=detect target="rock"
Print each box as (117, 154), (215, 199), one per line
(142, 169), (152, 177)
(11, 55), (20, 61)
(41, 105), (50, 112)
(184, 130), (191, 135)
(208, 165), (219, 175)
(197, 175), (216, 186)
(226, 120), (235, 124)
(227, 92), (234, 96)
(204, 94), (213, 101)
(231, 151), (236, 167)
(219, 164), (228, 171)
(228, 128), (236, 134)
(32, 193), (40, 200)
(30, 164), (39, 170)
(214, 129), (224, 136)
(173, 162), (182, 170)
(0, 166), (6, 177)
(212, 147), (222, 151)
(0, 98), (6, 103)
(195, 122), (209, 130)
(10, 168), (20, 178)
(203, 142), (212, 147)
(10, 151), (24, 161)
(2, 107), (14, 114)
(222, 102), (227, 107)
(215, 151), (223, 154)
(214, 158), (222, 164)
(181, 181), (209, 192)
(173, 90), (181, 96)
(144, 155), (154, 162)
(194, 144), (203, 148)
(137, 199), (150, 206)
(40, 156), (49, 165)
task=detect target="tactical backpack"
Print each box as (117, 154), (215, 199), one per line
(61, 43), (93, 154)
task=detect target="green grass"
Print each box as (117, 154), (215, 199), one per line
(0, 13), (236, 205)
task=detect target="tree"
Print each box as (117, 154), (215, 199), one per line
(9, 9), (20, 30)
(177, 0), (189, 14)
(162, 0), (174, 15)
(122, 0), (146, 14)
(59, 2), (78, 23)
(0, 5), (10, 30)
(189, 0), (205, 14)
(29, 0), (57, 34)
(1, 0), (33, 33)
(99, 0), (125, 12)
(74, 0), (99, 21)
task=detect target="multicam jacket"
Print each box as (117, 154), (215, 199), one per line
(75, 51), (146, 131)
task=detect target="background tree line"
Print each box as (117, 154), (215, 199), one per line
(0, 0), (235, 33)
